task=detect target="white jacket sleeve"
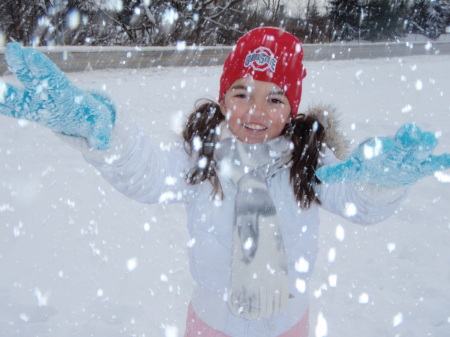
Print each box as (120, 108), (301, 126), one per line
(58, 113), (192, 204)
(315, 148), (408, 225)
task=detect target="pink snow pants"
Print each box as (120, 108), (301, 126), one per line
(184, 303), (309, 337)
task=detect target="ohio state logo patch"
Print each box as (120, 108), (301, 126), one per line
(244, 47), (277, 72)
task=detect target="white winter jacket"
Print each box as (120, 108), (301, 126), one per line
(77, 116), (407, 337)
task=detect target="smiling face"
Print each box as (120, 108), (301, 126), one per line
(220, 78), (292, 144)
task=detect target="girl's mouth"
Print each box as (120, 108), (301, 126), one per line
(243, 123), (268, 131)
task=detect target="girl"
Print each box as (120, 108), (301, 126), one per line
(1, 28), (449, 337)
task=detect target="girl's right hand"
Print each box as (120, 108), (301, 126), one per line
(0, 43), (115, 150)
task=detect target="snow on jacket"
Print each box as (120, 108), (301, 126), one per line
(73, 114), (407, 337)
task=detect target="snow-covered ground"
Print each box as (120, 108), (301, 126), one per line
(1, 54), (449, 337)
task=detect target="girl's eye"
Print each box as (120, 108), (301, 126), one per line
(269, 97), (285, 104)
(234, 93), (248, 99)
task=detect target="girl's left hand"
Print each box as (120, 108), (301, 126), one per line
(315, 123), (450, 187)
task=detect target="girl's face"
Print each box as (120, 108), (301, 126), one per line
(220, 78), (291, 144)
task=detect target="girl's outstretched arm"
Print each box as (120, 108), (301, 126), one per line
(315, 147), (409, 225)
(66, 113), (192, 205)
(0, 43), (192, 205)
(315, 124), (449, 224)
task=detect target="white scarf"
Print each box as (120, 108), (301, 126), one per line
(214, 125), (292, 319)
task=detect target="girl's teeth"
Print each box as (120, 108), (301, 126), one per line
(244, 123), (267, 130)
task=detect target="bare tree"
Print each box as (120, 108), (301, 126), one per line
(0, 0), (50, 45)
(260, 0), (284, 22)
(0, 0), (290, 46)
(153, 0), (247, 45)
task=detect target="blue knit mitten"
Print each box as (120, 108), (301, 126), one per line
(0, 43), (115, 150)
(316, 124), (450, 187)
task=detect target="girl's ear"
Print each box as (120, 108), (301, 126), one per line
(219, 98), (227, 118)
(286, 113), (293, 124)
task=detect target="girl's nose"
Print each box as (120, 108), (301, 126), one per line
(249, 100), (265, 117)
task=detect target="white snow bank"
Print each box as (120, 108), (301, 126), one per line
(0, 55), (449, 337)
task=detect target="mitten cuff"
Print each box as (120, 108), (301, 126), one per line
(354, 182), (409, 206)
(56, 111), (141, 167)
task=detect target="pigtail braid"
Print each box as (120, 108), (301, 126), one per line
(182, 99), (225, 195)
(285, 114), (326, 209)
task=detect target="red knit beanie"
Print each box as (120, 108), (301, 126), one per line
(219, 27), (306, 116)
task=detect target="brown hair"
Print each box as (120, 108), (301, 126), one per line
(182, 99), (326, 209)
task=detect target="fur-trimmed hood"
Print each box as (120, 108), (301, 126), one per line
(304, 105), (349, 160)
